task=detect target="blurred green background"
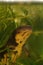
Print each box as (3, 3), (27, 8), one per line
(0, 3), (43, 65)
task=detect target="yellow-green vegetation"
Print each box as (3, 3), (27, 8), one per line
(0, 3), (43, 65)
